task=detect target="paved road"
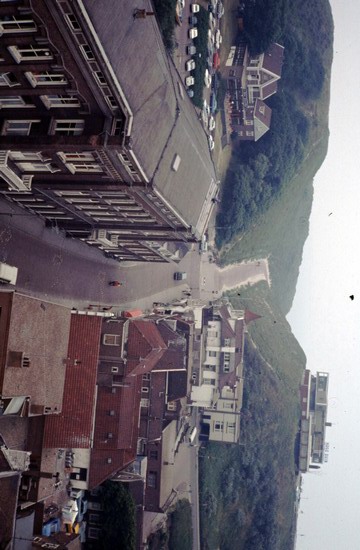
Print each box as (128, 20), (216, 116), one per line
(0, 200), (269, 314)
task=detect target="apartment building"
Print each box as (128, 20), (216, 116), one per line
(190, 303), (261, 443)
(0, 0), (218, 263)
(299, 370), (331, 472)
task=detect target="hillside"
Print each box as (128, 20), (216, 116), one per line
(200, 285), (306, 549)
(217, 0), (334, 314)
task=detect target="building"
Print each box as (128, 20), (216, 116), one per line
(0, 291), (72, 418)
(299, 370), (331, 472)
(0, 0), (218, 263)
(190, 303), (261, 443)
(223, 42), (284, 140)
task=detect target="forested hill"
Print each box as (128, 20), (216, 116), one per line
(216, 0), (333, 315)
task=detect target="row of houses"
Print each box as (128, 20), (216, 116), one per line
(0, 0), (218, 264)
(0, 291), (261, 548)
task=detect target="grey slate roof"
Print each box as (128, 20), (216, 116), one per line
(82, 0), (217, 236)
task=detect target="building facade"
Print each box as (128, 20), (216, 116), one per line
(224, 42), (284, 140)
(299, 370), (331, 472)
(190, 303), (260, 443)
(0, 0), (218, 262)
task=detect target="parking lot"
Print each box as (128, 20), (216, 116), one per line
(173, 0), (224, 152)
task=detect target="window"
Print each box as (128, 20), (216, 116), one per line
(224, 352), (231, 361)
(108, 410), (115, 416)
(141, 387), (149, 393)
(2, 119), (40, 136)
(223, 364), (230, 373)
(51, 120), (84, 136)
(88, 527), (101, 539)
(214, 421), (224, 432)
(224, 338), (230, 346)
(209, 351), (217, 358)
(245, 130), (254, 137)
(93, 71), (107, 86)
(208, 330), (218, 338)
(140, 398), (149, 408)
(65, 14), (81, 31)
(147, 471), (157, 488)
(0, 17), (36, 34)
(112, 118), (123, 136)
(8, 45), (53, 63)
(106, 95), (117, 109)
(65, 163), (103, 174)
(9, 151), (46, 162)
(224, 402), (234, 410)
(227, 422), (236, 433)
(0, 72), (18, 87)
(111, 366), (118, 373)
(89, 513), (100, 523)
(81, 44), (95, 60)
(142, 373), (150, 381)
(107, 432), (113, 438)
(0, 96), (28, 107)
(58, 152), (95, 163)
(17, 162), (60, 173)
(103, 334), (120, 346)
(25, 71), (67, 87)
(40, 95), (80, 109)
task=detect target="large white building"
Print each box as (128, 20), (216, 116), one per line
(190, 303), (260, 443)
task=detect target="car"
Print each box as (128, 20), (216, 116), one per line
(217, 1), (224, 17)
(187, 45), (197, 55)
(187, 89), (194, 98)
(204, 69), (212, 88)
(208, 115), (215, 131)
(189, 27), (198, 39)
(189, 15), (198, 25)
(185, 75), (195, 87)
(178, 0), (185, 8)
(210, 92), (217, 113)
(174, 272), (187, 281)
(186, 59), (196, 71)
(191, 3), (200, 12)
(199, 234), (208, 253)
(208, 135), (214, 151)
(203, 99), (210, 115)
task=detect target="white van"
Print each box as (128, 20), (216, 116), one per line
(189, 426), (197, 444)
(188, 27), (198, 39)
(0, 262), (18, 285)
(191, 3), (200, 13)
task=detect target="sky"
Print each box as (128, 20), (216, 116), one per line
(287, 1), (360, 548)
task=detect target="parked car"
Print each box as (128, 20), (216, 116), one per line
(191, 3), (200, 12)
(208, 135), (214, 151)
(210, 92), (217, 113)
(208, 115), (215, 131)
(189, 15), (198, 25)
(185, 75), (195, 87)
(187, 44), (197, 55)
(174, 272), (187, 281)
(199, 234), (208, 254)
(203, 99), (210, 115)
(178, 0), (185, 8)
(186, 59), (196, 71)
(187, 89), (194, 98)
(189, 27), (198, 39)
(204, 69), (212, 88)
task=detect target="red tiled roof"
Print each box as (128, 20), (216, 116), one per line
(89, 448), (134, 489)
(43, 315), (102, 448)
(127, 321), (167, 376)
(261, 43), (284, 78)
(244, 310), (262, 324)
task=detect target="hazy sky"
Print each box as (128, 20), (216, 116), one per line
(287, 1), (360, 548)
